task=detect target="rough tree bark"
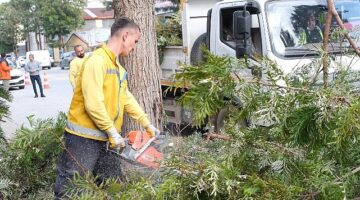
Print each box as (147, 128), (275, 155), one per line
(35, 32), (40, 50)
(113, 0), (163, 134)
(322, 0), (333, 88)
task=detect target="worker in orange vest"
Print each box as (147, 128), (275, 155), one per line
(0, 53), (12, 91)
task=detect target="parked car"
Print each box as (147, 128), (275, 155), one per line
(6, 58), (16, 68)
(0, 63), (25, 90)
(26, 50), (52, 69)
(60, 51), (76, 70)
(18, 56), (26, 67)
(5, 54), (12, 59)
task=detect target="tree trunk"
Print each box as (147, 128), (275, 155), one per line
(26, 32), (30, 51)
(322, 0), (360, 87)
(113, 0), (163, 134)
(35, 31), (40, 50)
(322, 0), (333, 88)
(39, 33), (43, 50)
(58, 34), (63, 47)
(112, 0), (121, 19)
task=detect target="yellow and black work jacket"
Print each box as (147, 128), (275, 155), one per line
(65, 44), (150, 141)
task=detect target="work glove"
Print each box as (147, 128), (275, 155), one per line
(145, 124), (160, 138)
(106, 127), (125, 150)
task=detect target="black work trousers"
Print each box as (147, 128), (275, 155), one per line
(53, 131), (123, 199)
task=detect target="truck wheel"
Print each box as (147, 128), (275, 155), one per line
(190, 33), (208, 66)
(214, 106), (249, 132)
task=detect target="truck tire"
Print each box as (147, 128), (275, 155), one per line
(190, 33), (208, 66)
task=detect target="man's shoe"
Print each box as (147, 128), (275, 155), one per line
(34, 95), (38, 98)
(41, 94), (46, 97)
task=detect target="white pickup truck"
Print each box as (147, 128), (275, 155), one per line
(160, 0), (360, 127)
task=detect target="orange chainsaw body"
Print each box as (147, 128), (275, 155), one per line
(126, 131), (163, 169)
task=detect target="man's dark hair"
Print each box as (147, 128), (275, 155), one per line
(0, 53), (8, 65)
(73, 45), (83, 51)
(111, 17), (140, 37)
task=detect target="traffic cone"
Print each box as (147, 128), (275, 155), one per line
(43, 72), (50, 89)
(25, 73), (31, 85)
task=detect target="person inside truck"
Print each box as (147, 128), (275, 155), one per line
(224, 25), (234, 41)
(299, 13), (323, 45)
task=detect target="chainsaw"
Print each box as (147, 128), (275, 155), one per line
(107, 131), (164, 169)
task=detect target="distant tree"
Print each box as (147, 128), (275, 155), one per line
(0, 3), (22, 53)
(38, 0), (86, 46)
(9, 0), (44, 50)
(9, 0), (85, 49)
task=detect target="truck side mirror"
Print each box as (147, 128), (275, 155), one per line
(233, 10), (252, 58)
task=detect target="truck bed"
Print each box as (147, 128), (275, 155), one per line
(160, 46), (185, 86)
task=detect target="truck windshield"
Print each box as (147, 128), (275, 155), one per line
(266, 0), (360, 58)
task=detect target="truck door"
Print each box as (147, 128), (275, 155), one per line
(211, 3), (262, 59)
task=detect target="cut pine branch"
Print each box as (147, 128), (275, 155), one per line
(204, 132), (231, 141)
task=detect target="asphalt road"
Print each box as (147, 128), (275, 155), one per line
(1, 66), (73, 139)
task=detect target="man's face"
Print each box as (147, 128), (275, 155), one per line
(119, 28), (141, 57)
(308, 16), (316, 30)
(29, 55), (34, 62)
(75, 46), (85, 58)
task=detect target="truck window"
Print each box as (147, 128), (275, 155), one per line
(220, 7), (262, 55)
(266, 0), (360, 58)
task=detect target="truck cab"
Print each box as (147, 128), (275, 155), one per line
(161, 0), (360, 127)
(197, 0), (360, 74)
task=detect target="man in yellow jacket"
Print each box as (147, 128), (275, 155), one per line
(54, 17), (160, 199)
(69, 45), (86, 90)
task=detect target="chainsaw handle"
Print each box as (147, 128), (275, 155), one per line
(106, 140), (129, 154)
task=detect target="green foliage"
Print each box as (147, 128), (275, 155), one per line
(168, 49), (360, 198)
(0, 178), (12, 199)
(0, 89), (11, 199)
(9, 0), (43, 43)
(173, 50), (237, 126)
(1, 49), (358, 199)
(0, 113), (66, 199)
(0, 2), (22, 52)
(39, 0), (85, 38)
(0, 88), (11, 143)
(7, 0), (85, 47)
(156, 12), (182, 64)
(16, 47), (355, 199)
(156, 12), (182, 46)
(57, 47), (360, 199)
(1, 45), (360, 198)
